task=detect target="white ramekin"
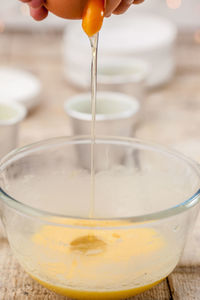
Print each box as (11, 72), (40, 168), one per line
(0, 101), (26, 159)
(64, 92), (140, 170)
(64, 91), (140, 137)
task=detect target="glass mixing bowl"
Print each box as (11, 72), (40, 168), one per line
(0, 136), (200, 299)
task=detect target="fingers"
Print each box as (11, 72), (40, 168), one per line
(105, 0), (122, 16)
(30, 6), (48, 21)
(29, 0), (44, 8)
(133, 0), (145, 4)
(113, 0), (133, 15)
(106, 0), (145, 17)
(19, 0), (145, 21)
(19, 0), (48, 21)
(20, 0), (43, 6)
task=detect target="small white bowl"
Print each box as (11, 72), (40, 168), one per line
(0, 101), (26, 159)
(64, 91), (140, 137)
(0, 68), (41, 111)
(63, 13), (177, 89)
(0, 101), (26, 237)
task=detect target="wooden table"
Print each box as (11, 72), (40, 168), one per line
(0, 30), (200, 300)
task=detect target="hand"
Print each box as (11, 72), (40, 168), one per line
(107, 0), (145, 16)
(20, 0), (48, 21)
(19, 0), (145, 21)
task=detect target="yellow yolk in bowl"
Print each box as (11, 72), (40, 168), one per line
(26, 223), (173, 299)
(32, 275), (163, 299)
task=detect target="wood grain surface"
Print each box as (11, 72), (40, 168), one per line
(0, 30), (200, 299)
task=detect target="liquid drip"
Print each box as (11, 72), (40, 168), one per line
(89, 33), (99, 218)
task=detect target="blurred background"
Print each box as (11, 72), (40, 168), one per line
(0, 0), (200, 161)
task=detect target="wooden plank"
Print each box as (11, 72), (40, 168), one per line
(179, 217), (200, 267)
(0, 33), (13, 64)
(176, 32), (200, 71)
(136, 68), (200, 146)
(10, 32), (63, 60)
(9, 32), (63, 74)
(131, 280), (171, 300)
(168, 267), (200, 300)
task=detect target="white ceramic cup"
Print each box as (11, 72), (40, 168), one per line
(0, 101), (26, 159)
(0, 101), (26, 237)
(64, 92), (140, 170)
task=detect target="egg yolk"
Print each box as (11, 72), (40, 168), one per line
(82, 0), (105, 36)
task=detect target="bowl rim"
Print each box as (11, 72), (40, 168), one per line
(0, 135), (200, 227)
